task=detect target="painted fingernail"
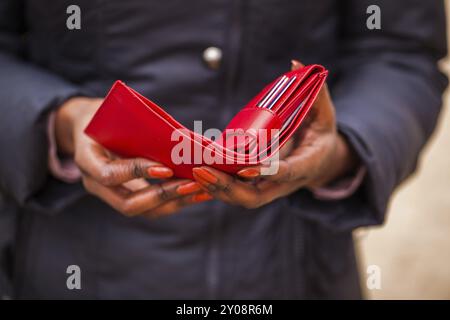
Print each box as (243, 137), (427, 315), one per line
(237, 168), (260, 178)
(291, 59), (304, 69)
(192, 168), (218, 184)
(192, 175), (216, 193)
(192, 193), (213, 203)
(147, 166), (173, 178)
(177, 182), (201, 195)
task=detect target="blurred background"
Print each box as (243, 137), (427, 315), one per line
(356, 3), (450, 300)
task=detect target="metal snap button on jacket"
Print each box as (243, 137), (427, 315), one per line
(202, 46), (222, 70)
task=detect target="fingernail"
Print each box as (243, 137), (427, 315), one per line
(237, 168), (260, 178)
(147, 166), (173, 178)
(177, 182), (201, 195)
(192, 174), (215, 192)
(192, 193), (213, 203)
(291, 59), (304, 69)
(192, 168), (218, 184)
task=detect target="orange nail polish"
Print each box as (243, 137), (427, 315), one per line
(177, 182), (201, 195)
(192, 168), (218, 184)
(147, 166), (173, 178)
(192, 193), (213, 203)
(238, 168), (260, 178)
(191, 175), (214, 192)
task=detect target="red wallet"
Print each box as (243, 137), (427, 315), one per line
(85, 64), (328, 179)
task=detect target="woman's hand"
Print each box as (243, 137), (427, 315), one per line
(54, 97), (210, 218)
(191, 60), (359, 209)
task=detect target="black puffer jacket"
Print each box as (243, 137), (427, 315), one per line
(0, 0), (446, 299)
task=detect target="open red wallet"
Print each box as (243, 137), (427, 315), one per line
(85, 64), (328, 179)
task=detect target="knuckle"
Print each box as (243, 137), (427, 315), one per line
(222, 184), (232, 195)
(205, 183), (218, 193)
(131, 159), (145, 178)
(99, 167), (116, 186)
(156, 184), (171, 202)
(219, 177), (235, 195)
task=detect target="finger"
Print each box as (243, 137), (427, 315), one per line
(237, 161), (288, 182)
(263, 157), (309, 183)
(308, 83), (335, 130)
(193, 167), (254, 206)
(122, 178), (151, 191)
(237, 157), (306, 184)
(236, 166), (261, 179)
(191, 192), (214, 203)
(192, 167), (284, 209)
(82, 175), (190, 216)
(76, 141), (173, 186)
(291, 59), (304, 70)
(175, 181), (202, 195)
(274, 140), (335, 184)
(82, 174), (133, 213)
(237, 137), (295, 179)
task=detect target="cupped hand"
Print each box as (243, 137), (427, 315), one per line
(191, 60), (359, 209)
(54, 97), (211, 218)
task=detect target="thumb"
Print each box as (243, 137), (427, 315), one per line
(309, 83), (336, 130)
(291, 59), (304, 70)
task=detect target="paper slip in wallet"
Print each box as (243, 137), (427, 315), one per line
(85, 64), (328, 179)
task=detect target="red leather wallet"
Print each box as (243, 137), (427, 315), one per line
(85, 64), (328, 179)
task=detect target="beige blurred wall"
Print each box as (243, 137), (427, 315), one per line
(356, 3), (450, 300)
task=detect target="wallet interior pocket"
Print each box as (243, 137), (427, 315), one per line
(216, 65), (328, 162)
(221, 107), (282, 154)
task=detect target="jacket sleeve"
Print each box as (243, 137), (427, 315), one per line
(289, 0), (448, 231)
(0, 0), (81, 205)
